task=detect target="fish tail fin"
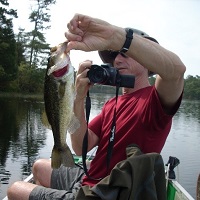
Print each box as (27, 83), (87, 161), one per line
(51, 144), (75, 169)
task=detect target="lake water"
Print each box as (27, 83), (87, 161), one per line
(0, 93), (199, 199)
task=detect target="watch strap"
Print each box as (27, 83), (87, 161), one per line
(119, 28), (134, 53)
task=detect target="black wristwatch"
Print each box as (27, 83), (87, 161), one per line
(119, 28), (134, 53)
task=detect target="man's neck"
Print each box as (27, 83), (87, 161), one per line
(122, 77), (151, 95)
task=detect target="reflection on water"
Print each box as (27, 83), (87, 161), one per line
(0, 96), (48, 198)
(0, 95), (200, 199)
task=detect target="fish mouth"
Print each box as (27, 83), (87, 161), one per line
(47, 51), (70, 76)
(52, 65), (68, 77)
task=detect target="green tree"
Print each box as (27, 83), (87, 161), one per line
(184, 75), (200, 100)
(149, 76), (156, 86)
(0, 0), (18, 84)
(25, 0), (56, 68)
(15, 28), (27, 66)
(18, 62), (46, 93)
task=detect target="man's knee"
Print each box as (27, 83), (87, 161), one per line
(32, 159), (52, 187)
(7, 181), (26, 200)
(7, 181), (19, 199)
(7, 181), (33, 200)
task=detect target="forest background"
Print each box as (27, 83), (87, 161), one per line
(0, 0), (199, 100)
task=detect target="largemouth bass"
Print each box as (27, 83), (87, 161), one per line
(44, 42), (78, 169)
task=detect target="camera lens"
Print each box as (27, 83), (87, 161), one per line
(88, 65), (110, 84)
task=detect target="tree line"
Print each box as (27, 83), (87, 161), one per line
(90, 76), (200, 100)
(149, 76), (200, 100)
(0, 0), (55, 93)
(0, 0), (199, 100)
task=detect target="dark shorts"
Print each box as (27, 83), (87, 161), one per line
(29, 164), (85, 200)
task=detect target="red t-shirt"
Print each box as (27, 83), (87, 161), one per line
(82, 86), (181, 186)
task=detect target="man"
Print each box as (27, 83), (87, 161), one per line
(7, 13), (186, 200)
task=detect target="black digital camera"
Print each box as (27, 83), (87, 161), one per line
(87, 63), (135, 88)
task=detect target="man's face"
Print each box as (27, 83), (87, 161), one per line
(113, 53), (148, 77)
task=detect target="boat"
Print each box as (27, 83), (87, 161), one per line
(165, 156), (196, 200)
(3, 155), (198, 200)
(167, 179), (194, 200)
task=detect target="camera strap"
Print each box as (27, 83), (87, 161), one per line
(82, 85), (120, 179)
(82, 91), (102, 180)
(106, 84), (119, 171)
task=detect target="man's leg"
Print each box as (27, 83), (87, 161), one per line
(7, 159), (84, 200)
(32, 159), (52, 187)
(7, 159), (52, 200)
(7, 181), (37, 200)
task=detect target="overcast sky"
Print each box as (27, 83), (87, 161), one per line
(9, 0), (200, 77)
